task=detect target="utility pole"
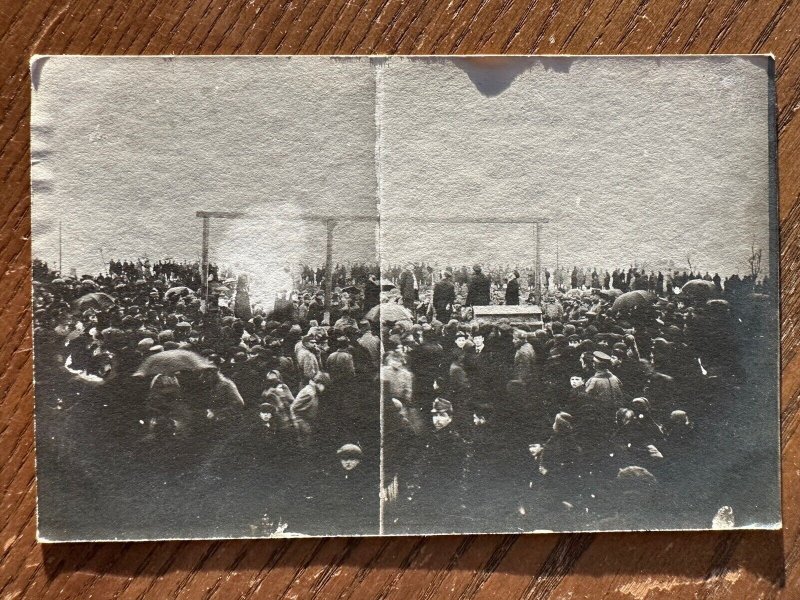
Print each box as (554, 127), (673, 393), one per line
(58, 221), (62, 276)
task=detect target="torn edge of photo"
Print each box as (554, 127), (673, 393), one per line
(29, 55), (780, 542)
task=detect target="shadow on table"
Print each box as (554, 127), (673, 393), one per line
(40, 529), (785, 590)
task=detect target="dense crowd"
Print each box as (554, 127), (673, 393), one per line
(33, 259), (381, 536)
(33, 256), (776, 535)
(379, 264), (775, 532)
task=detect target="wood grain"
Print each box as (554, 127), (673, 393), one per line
(1, 0), (799, 597)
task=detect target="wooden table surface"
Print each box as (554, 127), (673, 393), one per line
(2, 1), (800, 598)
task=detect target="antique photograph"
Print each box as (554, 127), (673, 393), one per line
(31, 55), (779, 541)
(377, 56), (779, 535)
(32, 56), (381, 540)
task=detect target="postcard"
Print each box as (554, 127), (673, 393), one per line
(31, 55), (779, 541)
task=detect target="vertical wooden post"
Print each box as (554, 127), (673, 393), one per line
(324, 219), (336, 324)
(58, 221), (62, 276)
(201, 215), (210, 286)
(535, 222), (542, 303)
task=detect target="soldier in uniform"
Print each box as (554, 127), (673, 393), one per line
(411, 398), (468, 532)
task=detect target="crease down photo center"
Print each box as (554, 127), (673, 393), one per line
(30, 55), (780, 541)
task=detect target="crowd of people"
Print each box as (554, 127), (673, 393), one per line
(33, 258), (381, 536)
(33, 255), (776, 536)
(379, 263), (775, 532)
(298, 262), (379, 288)
(388, 261), (772, 315)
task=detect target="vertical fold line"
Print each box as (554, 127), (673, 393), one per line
(373, 56), (387, 536)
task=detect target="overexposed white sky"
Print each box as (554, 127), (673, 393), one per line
(31, 56), (378, 276)
(32, 56), (773, 278)
(379, 56), (773, 276)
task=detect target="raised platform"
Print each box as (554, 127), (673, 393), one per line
(471, 304), (543, 325)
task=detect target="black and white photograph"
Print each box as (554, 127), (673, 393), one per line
(32, 56), (382, 540)
(31, 55), (779, 541)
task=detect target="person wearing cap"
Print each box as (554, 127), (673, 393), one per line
(430, 397), (453, 430)
(432, 270), (456, 323)
(336, 443), (363, 472)
(295, 333), (321, 388)
(466, 264), (491, 307)
(410, 397), (467, 527)
(585, 351), (625, 412)
(320, 442), (377, 531)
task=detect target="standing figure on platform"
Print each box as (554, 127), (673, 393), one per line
(399, 263), (418, 314)
(505, 270), (520, 306)
(466, 265), (491, 307)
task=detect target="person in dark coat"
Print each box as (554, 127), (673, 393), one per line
(464, 326), (495, 412)
(306, 292), (325, 324)
(432, 271), (456, 322)
(505, 270), (520, 305)
(411, 398), (468, 531)
(466, 265), (491, 307)
(363, 273), (380, 312)
(234, 274), (253, 321)
(399, 263), (418, 311)
(585, 351), (625, 415)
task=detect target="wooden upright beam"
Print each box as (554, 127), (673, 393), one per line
(324, 219), (336, 324)
(201, 216), (210, 286)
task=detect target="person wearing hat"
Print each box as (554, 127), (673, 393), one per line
(432, 270), (456, 323)
(463, 324), (495, 408)
(585, 351), (625, 412)
(333, 307), (358, 332)
(505, 270), (521, 306)
(399, 263), (419, 316)
(466, 264), (491, 307)
(290, 371), (330, 449)
(357, 319), (381, 367)
(306, 291), (325, 325)
(363, 272), (381, 313)
(531, 412), (586, 520)
(513, 328), (538, 388)
(136, 337), (155, 355)
(325, 336), (356, 385)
